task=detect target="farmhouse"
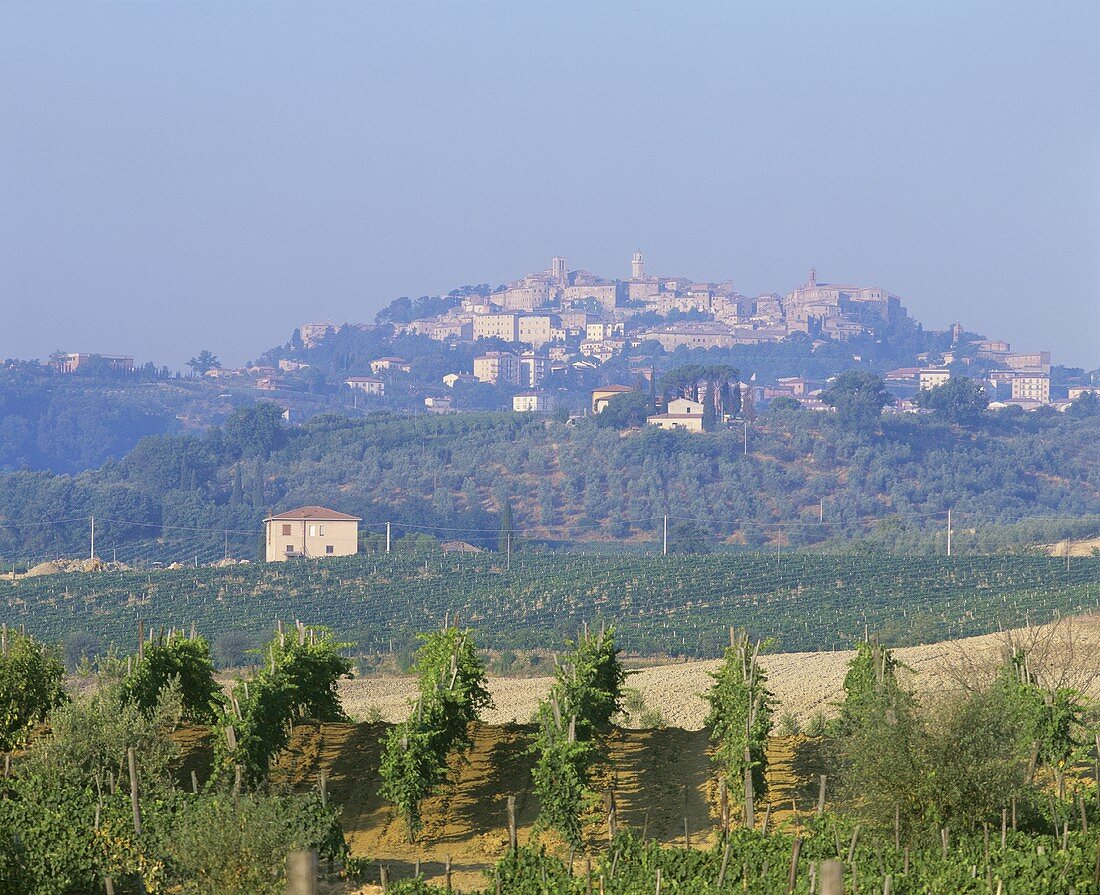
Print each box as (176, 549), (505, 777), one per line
(591, 384), (633, 414)
(647, 397), (706, 433)
(264, 506), (361, 562)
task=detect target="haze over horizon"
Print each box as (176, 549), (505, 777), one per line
(2, 2), (1099, 370)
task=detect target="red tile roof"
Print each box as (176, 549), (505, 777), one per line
(264, 506), (362, 522)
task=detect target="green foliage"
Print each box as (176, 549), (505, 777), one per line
(379, 627), (491, 837)
(159, 790), (344, 895)
(821, 370), (893, 432)
(0, 682), (183, 895)
(0, 674), (346, 895)
(213, 624), (352, 787)
(119, 632), (221, 723)
(704, 632), (773, 800)
(185, 350), (221, 377)
(530, 626), (624, 844)
(995, 647), (1085, 771)
(9, 553), (1100, 661)
(218, 401), (287, 459)
(0, 628), (67, 750)
(831, 641), (1051, 838)
(913, 376), (990, 423)
(592, 391), (653, 429)
(835, 641), (912, 736)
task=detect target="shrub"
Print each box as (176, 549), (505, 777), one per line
(705, 632), (773, 802)
(119, 632), (221, 723)
(531, 625), (624, 844)
(0, 628), (67, 750)
(379, 627), (491, 837)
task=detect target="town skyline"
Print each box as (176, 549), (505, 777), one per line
(4, 4), (1099, 369)
(13, 251), (1092, 375)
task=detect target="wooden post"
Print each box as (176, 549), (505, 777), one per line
(743, 746), (755, 829)
(287, 850), (317, 895)
(379, 865), (389, 893)
(606, 789), (618, 842)
(654, 867), (662, 895)
(190, 769), (198, 794)
(717, 839), (732, 888)
(1001, 808), (1007, 848)
(719, 777), (730, 834)
(762, 802), (772, 835)
(684, 816), (690, 849)
(445, 854), (453, 892)
(787, 837), (802, 893)
(507, 794), (517, 852)
(319, 770), (328, 808)
(820, 859), (844, 895)
(817, 775), (827, 816)
(127, 748), (142, 836)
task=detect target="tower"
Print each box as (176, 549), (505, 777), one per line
(808, 267), (817, 287)
(551, 256), (567, 283)
(631, 251), (645, 280)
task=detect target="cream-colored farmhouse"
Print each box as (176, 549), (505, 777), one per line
(264, 505), (361, 561)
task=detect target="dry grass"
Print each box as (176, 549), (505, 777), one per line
(339, 614), (1100, 731)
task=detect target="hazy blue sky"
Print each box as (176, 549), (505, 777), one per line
(2, 2), (1098, 369)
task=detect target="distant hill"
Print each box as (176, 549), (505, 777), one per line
(0, 400), (1099, 566)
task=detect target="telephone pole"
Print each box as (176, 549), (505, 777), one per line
(946, 508), (953, 557)
(386, 521), (391, 554)
(89, 515), (95, 560)
(662, 515), (668, 556)
(742, 420), (748, 456)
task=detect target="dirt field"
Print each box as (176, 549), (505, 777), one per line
(339, 614), (1100, 730)
(178, 615), (1100, 891)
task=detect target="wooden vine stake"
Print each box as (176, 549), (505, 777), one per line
(787, 837), (802, 893)
(820, 859), (844, 895)
(286, 850), (317, 895)
(127, 748), (142, 836)
(507, 794), (517, 853)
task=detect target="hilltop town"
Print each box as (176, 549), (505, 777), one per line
(230, 253), (1088, 421)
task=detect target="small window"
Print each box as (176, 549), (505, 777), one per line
(308, 524), (317, 537)
(282, 524), (291, 536)
(285, 544), (294, 553)
(326, 545), (334, 555)
(319, 525), (326, 536)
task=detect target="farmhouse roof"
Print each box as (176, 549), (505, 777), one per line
(264, 506), (362, 522)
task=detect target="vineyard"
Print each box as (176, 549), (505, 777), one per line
(3, 551), (1100, 656)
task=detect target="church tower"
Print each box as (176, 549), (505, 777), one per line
(631, 251), (645, 280)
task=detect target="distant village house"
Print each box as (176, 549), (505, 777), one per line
(264, 506), (361, 561)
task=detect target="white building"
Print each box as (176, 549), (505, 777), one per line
(513, 392), (553, 413)
(345, 376), (385, 396)
(646, 397), (706, 433)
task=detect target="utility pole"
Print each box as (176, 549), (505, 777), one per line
(662, 515), (668, 556)
(386, 521), (391, 554)
(819, 498), (824, 523)
(946, 508), (953, 557)
(89, 515), (95, 560)
(742, 420), (748, 456)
